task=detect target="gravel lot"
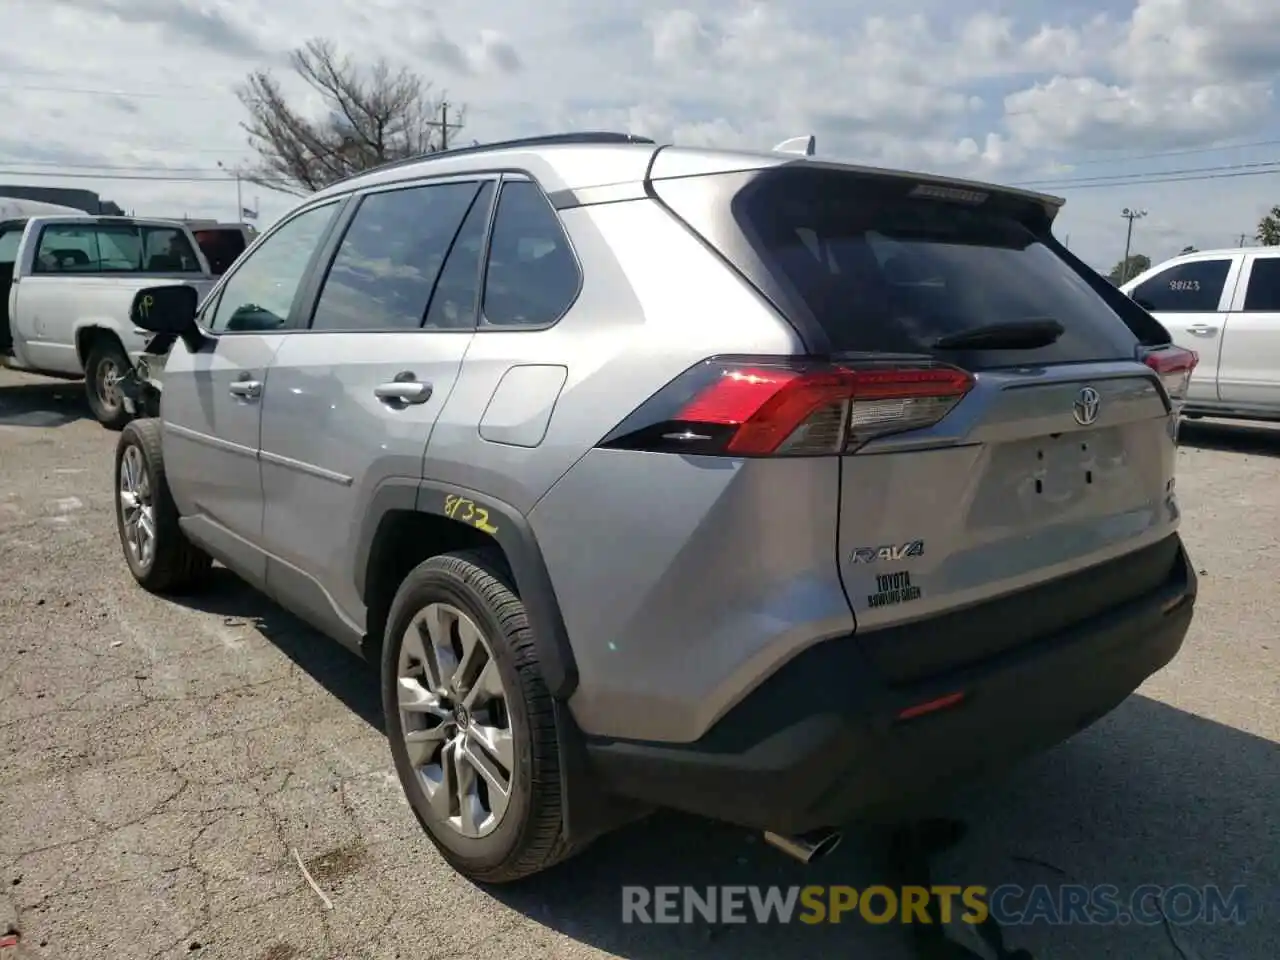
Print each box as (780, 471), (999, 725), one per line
(1, 366), (1277, 960)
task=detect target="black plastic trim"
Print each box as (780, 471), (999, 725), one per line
(585, 538), (1196, 833)
(860, 533), (1183, 685)
(353, 478), (579, 699)
(290, 195), (363, 332)
(351, 477), (421, 601)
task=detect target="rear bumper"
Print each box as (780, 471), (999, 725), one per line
(585, 537), (1196, 834)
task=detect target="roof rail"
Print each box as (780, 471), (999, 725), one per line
(340, 131), (658, 183)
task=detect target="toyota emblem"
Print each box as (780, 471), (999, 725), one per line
(1073, 386), (1101, 426)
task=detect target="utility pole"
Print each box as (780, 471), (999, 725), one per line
(426, 101), (464, 152)
(217, 161), (244, 223)
(1239, 233), (1249, 247)
(1120, 207), (1147, 283)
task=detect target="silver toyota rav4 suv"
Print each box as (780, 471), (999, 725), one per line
(113, 132), (1199, 883)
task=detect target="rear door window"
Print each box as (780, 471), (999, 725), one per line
(1131, 259), (1231, 312)
(480, 180), (580, 328)
(193, 228), (248, 275)
(310, 180), (481, 333)
(32, 223), (203, 273)
(138, 226), (202, 273)
(655, 167), (1142, 368)
(33, 224), (97, 272)
(1242, 257), (1280, 312)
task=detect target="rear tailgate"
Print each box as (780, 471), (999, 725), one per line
(838, 363), (1179, 682)
(652, 160), (1187, 681)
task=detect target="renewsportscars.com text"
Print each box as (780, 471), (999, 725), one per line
(621, 884), (1248, 927)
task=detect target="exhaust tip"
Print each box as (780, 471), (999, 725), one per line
(763, 829), (842, 864)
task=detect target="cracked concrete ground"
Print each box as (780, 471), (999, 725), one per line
(2, 367), (1277, 960)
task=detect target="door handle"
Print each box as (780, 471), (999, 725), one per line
(228, 377), (262, 399)
(1185, 324), (1218, 336)
(374, 373), (432, 405)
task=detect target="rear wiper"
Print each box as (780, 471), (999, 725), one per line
(932, 318), (1065, 350)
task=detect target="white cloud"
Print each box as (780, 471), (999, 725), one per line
(1116, 0), (1280, 85)
(1003, 77), (1274, 153)
(1, 0), (1279, 271)
(649, 10), (713, 65)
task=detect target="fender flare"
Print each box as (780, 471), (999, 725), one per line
(73, 321), (134, 370)
(354, 477), (579, 700)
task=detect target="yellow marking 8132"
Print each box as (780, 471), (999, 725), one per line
(444, 494), (499, 534)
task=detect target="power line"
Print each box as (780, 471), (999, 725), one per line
(1, 81), (228, 102)
(0, 68), (224, 93)
(1014, 158), (1280, 187)
(0, 168), (283, 184)
(10, 71), (1280, 179)
(0, 167), (304, 197)
(1050, 137), (1280, 168)
(1, 140), (248, 156)
(1057, 166), (1280, 189)
(1029, 166), (1280, 190)
(2, 74), (496, 115)
(24, 147), (1280, 186)
(0, 159), (245, 173)
(6, 157), (1280, 195)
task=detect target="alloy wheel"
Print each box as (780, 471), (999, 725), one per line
(396, 602), (516, 839)
(118, 445), (155, 568)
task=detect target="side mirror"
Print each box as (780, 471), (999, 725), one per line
(130, 285), (208, 351)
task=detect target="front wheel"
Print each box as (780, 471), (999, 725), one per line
(115, 419), (211, 592)
(85, 337), (133, 430)
(381, 550), (577, 883)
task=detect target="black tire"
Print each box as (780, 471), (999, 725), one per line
(382, 549), (577, 883)
(114, 418), (212, 593)
(85, 336), (133, 430)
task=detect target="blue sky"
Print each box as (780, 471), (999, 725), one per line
(3, 0), (1280, 271)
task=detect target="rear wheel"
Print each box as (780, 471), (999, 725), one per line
(381, 549), (577, 882)
(85, 336), (132, 430)
(115, 419), (211, 592)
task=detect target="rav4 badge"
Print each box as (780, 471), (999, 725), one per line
(849, 540), (925, 564)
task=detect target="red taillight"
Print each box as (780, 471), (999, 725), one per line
(1142, 345), (1197, 402)
(600, 358), (975, 457)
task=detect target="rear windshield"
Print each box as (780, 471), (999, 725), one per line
(193, 228), (248, 275)
(653, 167), (1140, 367)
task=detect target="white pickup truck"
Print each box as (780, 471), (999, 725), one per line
(1, 214), (218, 427)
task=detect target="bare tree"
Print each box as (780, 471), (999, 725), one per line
(236, 39), (464, 194)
